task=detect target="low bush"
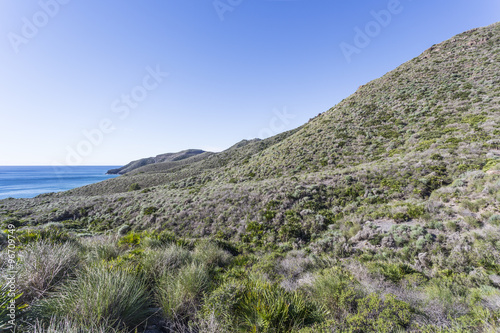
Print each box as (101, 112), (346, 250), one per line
(346, 293), (412, 332)
(117, 231), (142, 248)
(142, 206), (157, 215)
(446, 221), (459, 232)
(84, 239), (121, 262)
(464, 216), (482, 228)
(39, 263), (151, 329)
(128, 183), (140, 191)
(157, 262), (210, 323)
(367, 262), (417, 283)
(192, 241), (232, 268)
(203, 276), (324, 332)
(16, 227), (74, 245)
(309, 267), (361, 320)
(17, 241), (80, 302)
(29, 317), (127, 333)
(488, 214), (500, 226)
(424, 274), (471, 316)
(141, 244), (192, 282)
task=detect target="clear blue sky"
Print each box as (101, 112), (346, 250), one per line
(0, 0), (498, 165)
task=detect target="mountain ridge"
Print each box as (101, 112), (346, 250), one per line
(106, 149), (207, 175)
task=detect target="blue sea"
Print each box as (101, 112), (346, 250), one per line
(0, 166), (120, 200)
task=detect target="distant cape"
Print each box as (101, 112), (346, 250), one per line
(107, 149), (206, 175)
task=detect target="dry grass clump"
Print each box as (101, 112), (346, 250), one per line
(29, 317), (127, 333)
(38, 263), (152, 330)
(192, 241), (232, 268)
(141, 243), (192, 281)
(157, 262), (211, 323)
(82, 235), (121, 262)
(16, 241), (80, 302)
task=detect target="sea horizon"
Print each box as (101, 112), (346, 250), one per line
(0, 165), (120, 200)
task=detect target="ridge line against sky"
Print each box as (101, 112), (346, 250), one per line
(0, 0), (498, 166)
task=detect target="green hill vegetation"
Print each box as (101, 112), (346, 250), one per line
(106, 149), (208, 175)
(1, 22), (499, 332)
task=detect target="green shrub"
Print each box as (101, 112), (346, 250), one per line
(204, 276), (323, 332)
(1, 218), (22, 228)
(369, 234), (383, 246)
(391, 204), (425, 222)
(154, 229), (177, 245)
(346, 293), (412, 332)
(142, 207), (157, 215)
(138, 230), (178, 249)
(424, 274), (470, 313)
(416, 237), (428, 250)
(487, 214), (500, 226)
(368, 262), (417, 283)
(141, 244), (192, 282)
(84, 239), (120, 262)
(192, 241), (232, 268)
(309, 267), (361, 320)
(17, 227), (74, 245)
(462, 114), (486, 126)
(279, 221), (304, 242)
(29, 317), (127, 333)
(249, 252), (284, 280)
(18, 241), (80, 302)
(460, 200), (480, 212)
(446, 221), (458, 232)
(117, 232), (142, 248)
(40, 263), (151, 329)
(157, 262), (210, 322)
(201, 281), (247, 330)
(430, 153), (444, 161)
(128, 183), (140, 191)
(261, 210), (277, 222)
(346, 223), (362, 239)
(464, 216), (482, 228)
(0, 232), (6, 248)
(452, 304), (500, 332)
(243, 221), (266, 244)
(239, 279), (323, 332)
(87, 218), (112, 232)
(482, 159), (499, 172)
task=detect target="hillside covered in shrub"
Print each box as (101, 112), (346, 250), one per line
(1, 22), (499, 332)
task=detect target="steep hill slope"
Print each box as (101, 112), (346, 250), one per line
(232, 23), (499, 181)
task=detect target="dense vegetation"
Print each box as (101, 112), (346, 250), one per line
(1, 22), (499, 332)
